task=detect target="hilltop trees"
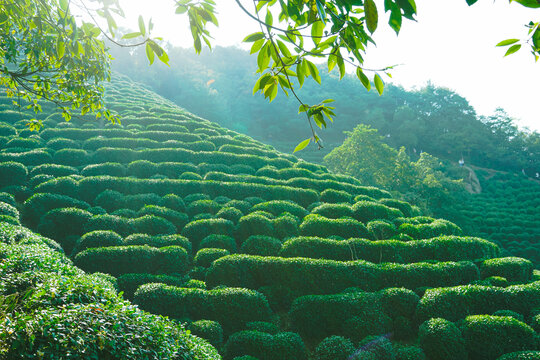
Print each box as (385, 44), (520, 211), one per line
(324, 124), (464, 213)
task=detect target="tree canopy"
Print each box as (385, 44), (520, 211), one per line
(1, 0), (538, 147)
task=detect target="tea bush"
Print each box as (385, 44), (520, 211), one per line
(195, 248), (231, 268)
(134, 284), (271, 333)
(72, 230), (123, 255)
(416, 282), (540, 322)
(207, 255), (479, 295)
(74, 245), (188, 276)
(0, 161), (27, 188)
(419, 318), (466, 360)
(182, 218), (235, 250)
(462, 315), (537, 360)
(224, 331), (308, 360)
(481, 257), (534, 283)
(240, 236), (282, 256)
(299, 214), (369, 239)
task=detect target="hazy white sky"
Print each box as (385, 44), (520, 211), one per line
(116, 0), (539, 132)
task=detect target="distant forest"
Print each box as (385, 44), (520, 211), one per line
(110, 45), (540, 176)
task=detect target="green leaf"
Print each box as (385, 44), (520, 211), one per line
(146, 42), (155, 64)
(250, 39), (265, 54)
(311, 21), (324, 45)
(293, 138), (311, 153)
(512, 0), (540, 8)
(298, 104), (309, 113)
(56, 40), (65, 59)
(138, 15), (146, 36)
(496, 39), (520, 47)
(59, 0), (69, 11)
(175, 5), (188, 14)
(265, 10), (273, 26)
(123, 31), (140, 40)
(465, 0), (478, 5)
(306, 60), (321, 84)
(257, 43), (271, 71)
(356, 68), (371, 91)
(364, 0), (378, 34)
(243, 32), (265, 42)
(374, 73), (384, 95)
(297, 61), (305, 87)
(504, 44), (522, 56)
(315, 0), (327, 23)
(277, 40), (292, 58)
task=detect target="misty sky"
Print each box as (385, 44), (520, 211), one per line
(116, 0), (540, 132)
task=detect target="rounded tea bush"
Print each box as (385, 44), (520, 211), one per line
(236, 214), (274, 242)
(481, 257), (533, 283)
(352, 201), (403, 223)
(200, 234), (237, 253)
(320, 189), (352, 204)
(462, 315), (537, 360)
(216, 207), (244, 224)
(131, 215), (176, 236)
(160, 194), (186, 212)
(418, 318), (466, 360)
(246, 321), (279, 335)
(0, 202), (19, 219)
(72, 230), (123, 255)
(241, 236), (282, 256)
(189, 320), (224, 348)
(194, 248), (231, 268)
(0, 162), (27, 188)
(313, 336), (355, 360)
(299, 214), (369, 239)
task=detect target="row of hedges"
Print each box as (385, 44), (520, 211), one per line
(126, 160), (258, 178)
(133, 283), (271, 334)
(416, 281), (540, 322)
(289, 287), (419, 341)
(398, 219), (463, 239)
(81, 136), (216, 152)
(73, 245), (189, 276)
(204, 171), (391, 199)
(280, 236), (500, 263)
(73, 231), (192, 256)
(84, 214), (176, 237)
(86, 147), (293, 170)
(206, 255), (480, 296)
(71, 176), (319, 207)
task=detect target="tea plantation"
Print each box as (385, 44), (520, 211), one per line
(445, 170), (540, 268)
(0, 74), (538, 359)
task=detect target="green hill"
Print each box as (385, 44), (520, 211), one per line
(0, 73), (539, 360)
(443, 168), (540, 267)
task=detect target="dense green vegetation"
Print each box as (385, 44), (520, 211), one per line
(0, 74), (538, 359)
(443, 170), (540, 267)
(110, 46), (540, 174)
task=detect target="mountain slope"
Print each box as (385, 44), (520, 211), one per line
(0, 73), (538, 360)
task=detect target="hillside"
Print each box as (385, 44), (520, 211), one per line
(0, 73), (539, 359)
(443, 169), (540, 267)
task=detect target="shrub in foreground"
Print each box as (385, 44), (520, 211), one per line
(462, 315), (537, 360)
(134, 283), (271, 334)
(418, 318), (466, 360)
